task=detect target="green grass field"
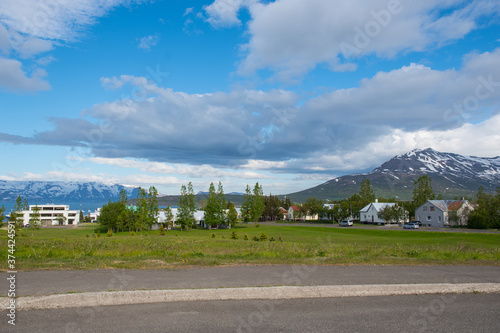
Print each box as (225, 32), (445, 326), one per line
(1, 223), (499, 270)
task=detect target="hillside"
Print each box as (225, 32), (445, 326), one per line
(285, 148), (500, 202)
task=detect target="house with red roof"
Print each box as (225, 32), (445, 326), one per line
(415, 200), (474, 227)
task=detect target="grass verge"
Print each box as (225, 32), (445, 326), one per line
(1, 224), (499, 270)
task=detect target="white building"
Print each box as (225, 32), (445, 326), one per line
(20, 204), (80, 226)
(415, 200), (474, 227)
(360, 200), (407, 224)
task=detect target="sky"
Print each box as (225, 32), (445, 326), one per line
(0, 0), (499, 196)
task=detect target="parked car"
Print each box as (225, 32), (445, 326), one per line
(413, 221), (422, 226)
(339, 220), (353, 227)
(23, 223), (30, 228)
(403, 222), (419, 229)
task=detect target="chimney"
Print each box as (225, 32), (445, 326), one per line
(375, 198), (378, 203)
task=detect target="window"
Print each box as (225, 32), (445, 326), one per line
(423, 206), (428, 211)
(427, 216), (431, 221)
(430, 206), (435, 212)
(438, 216), (441, 222)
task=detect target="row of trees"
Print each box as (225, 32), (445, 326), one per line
(467, 187), (500, 229)
(241, 183), (265, 225)
(99, 187), (161, 235)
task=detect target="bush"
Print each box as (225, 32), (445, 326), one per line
(106, 229), (113, 237)
(129, 231), (136, 236)
(159, 225), (165, 236)
(269, 237), (275, 242)
(244, 234), (248, 240)
(259, 232), (268, 241)
(211, 233), (216, 238)
(252, 235), (259, 241)
(256, 224), (260, 228)
(231, 231), (238, 239)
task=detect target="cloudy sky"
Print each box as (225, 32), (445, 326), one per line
(1, 0), (499, 195)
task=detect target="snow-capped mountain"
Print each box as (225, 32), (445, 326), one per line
(0, 181), (139, 203)
(376, 148), (500, 184)
(287, 148), (500, 201)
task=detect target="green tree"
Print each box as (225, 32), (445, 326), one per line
(119, 188), (128, 203)
(251, 182), (265, 225)
(412, 175), (435, 208)
(467, 187), (500, 229)
(241, 185), (252, 224)
(11, 195), (24, 230)
(216, 181), (227, 224)
(333, 201), (350, 223)
(227, 202), (238, 227)
(359, 179), (376, 205)
(0, 205), (5, 228)
(164, 205), (174, 231)
(204, 182), (218, 228)
(302, 197), (324, 220)
(147, 186), (159, 228)
(98, 200), (126, 231)
(263, 194), (281, 221)
(23, 198), (29, 210)
(136, 187), (149, 235)
(29, 204), (41, 237)
(177, 182), (197, 230)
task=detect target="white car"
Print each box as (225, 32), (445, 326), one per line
(339, 220), (353, 227)
(403, 223), (419, 229)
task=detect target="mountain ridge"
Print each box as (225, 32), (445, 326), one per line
(285, 148), (500, 202)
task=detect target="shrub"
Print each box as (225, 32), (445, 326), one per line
(106, 229), (113, 237)
(231, 231), (238, 239)
(211, 233), (216, 238)
(256, 224), (260, 228)
(269, 237), (275, 242)
(159, 225), (165, 236)
(244, 234), (248, 240)
(130, 231), (136, 236)
(253, 235), (259, 241)
(259, 232), (268, 241)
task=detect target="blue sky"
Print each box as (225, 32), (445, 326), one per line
(1, 0), (500, 195)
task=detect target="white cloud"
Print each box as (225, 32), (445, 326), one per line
(225, 0), (500, 81)
(0, 58), (50, 92)
(0, 0), (146, 92)
(2, 49), (499, 177)
(137, 34), (159, 51)
(204, 0), (257, 27)
(16, 37), (54, 58)
(0, 24), (10, 54)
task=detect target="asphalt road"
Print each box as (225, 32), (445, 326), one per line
(3, 265), (500, 297)
(2, 293), (499, 333)
(263, 221), (500, 233)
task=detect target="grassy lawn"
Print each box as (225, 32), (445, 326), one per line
(1, 223), (499, 270)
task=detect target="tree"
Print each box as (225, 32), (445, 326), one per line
(333, 201), (350, 223)
(377, 204), (403, 224)
(359, 179), (376, 205)
(251, 182), (265, 225)
(0, 205), (5, 228)
(119, 188), (128, 203)
(467, 187), (500, 229)
(281, 197), (292, 210)
(216, 182), (227, 224)
(177, 182), (197, 230)
(79, 210), (85, 223)
(204, 182), (218, 228)
(29, 204), (41, 237)
(241, 185), (252, 224)
(11, 195), (24, 230)
(23, 198), (29, 211)
(263, 194), (281, 221)
(147, 186), (159, 228)
(412, 175), (435, 208)
(136, 187), (149, 235)
(227, 202), (238, 227)
(302, 197), (324, 220)
(164, 205), (174, 231)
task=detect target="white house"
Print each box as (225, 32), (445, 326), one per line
(415, 200), (474, 227)
(360, 200), (406, 224)
(19, 204), (80, 226)
(287, 206), (318, 221)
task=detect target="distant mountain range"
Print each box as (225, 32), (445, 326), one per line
(1, 149), (498, 207)
(285, 148), (500, 202)
(0, 181), (139, 204)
